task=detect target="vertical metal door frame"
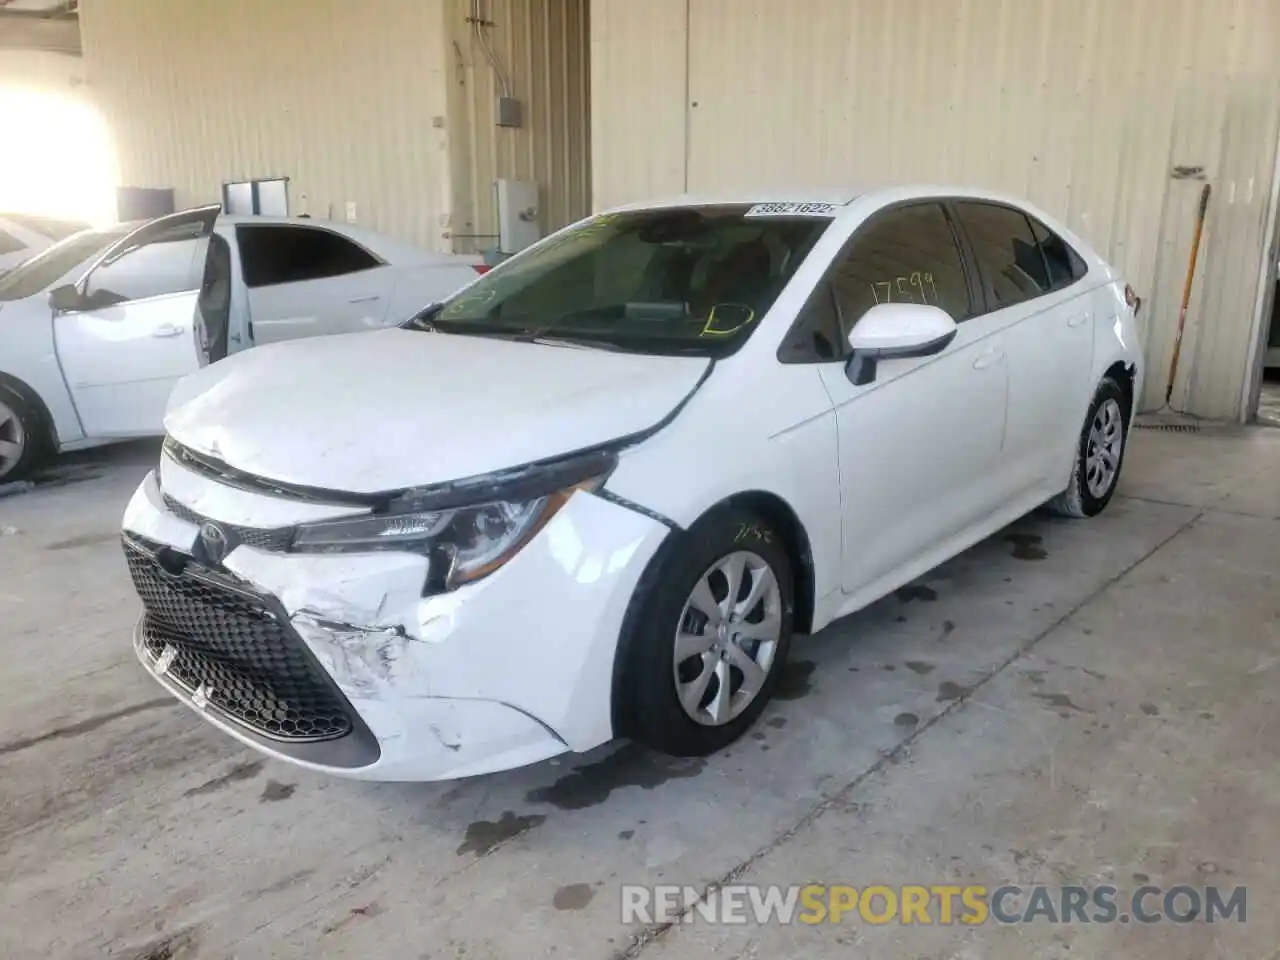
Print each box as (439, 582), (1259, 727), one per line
(1240, 108), (1280, 422)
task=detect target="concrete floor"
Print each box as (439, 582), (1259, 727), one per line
(0, 428), (1277, 960)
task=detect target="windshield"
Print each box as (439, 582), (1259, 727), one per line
(0, 227), (126, 302)
(418, 205), (832, 357)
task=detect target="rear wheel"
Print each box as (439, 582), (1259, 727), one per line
(0, 383), (44, 484)
(617, 507), (794, 757)
(1048, 376), (1129, 519)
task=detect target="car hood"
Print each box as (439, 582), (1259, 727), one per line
(164, 328), (711, 495)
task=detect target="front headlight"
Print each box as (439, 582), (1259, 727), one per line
(290, 453), (614, 589)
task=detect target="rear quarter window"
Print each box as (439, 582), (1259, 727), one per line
(1029, 216), (1089, 288)
(954, 202), (1050, 309)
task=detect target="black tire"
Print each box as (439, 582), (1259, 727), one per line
(0, 380), (46, 484)
(616, 506), (795, 757)
(1047, 376), (1130, 519)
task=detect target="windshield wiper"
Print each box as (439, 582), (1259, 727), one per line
(530, 335), (628, 353)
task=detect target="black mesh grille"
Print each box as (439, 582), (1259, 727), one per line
(125, 538), (353, 742)
(162, 494), (295, 553)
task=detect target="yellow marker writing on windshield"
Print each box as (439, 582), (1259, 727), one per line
(701, 303), (755, 337)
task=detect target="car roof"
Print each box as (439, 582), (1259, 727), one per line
(601, 184), (1058, 218)
(603, 188), (868, 214)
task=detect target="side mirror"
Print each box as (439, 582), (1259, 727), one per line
(400, 300), (442, 331)
(48, 283), (83, 313)
(845, 303), (958, 386)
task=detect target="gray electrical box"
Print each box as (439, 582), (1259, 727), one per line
(495, 179), (540, 254)
(496, 96), (522, 128)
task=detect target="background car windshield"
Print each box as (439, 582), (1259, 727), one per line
(430, 205), (831, 356)
(0, 229), (124, 302)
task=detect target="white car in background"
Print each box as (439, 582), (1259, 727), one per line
(0, 213), (91, 274)
(0, 205), (486, 481)
(122, 185), (1143, 782)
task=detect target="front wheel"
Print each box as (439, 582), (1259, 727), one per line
(0, 383), (43, 484)
(617, 507), (795, 757)
(1048, 376), (1130, 519)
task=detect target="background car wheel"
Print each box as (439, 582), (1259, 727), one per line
(617, 506), (795, 757)
(1047, 376), (1130, 519)
(0, 382), (45, 484)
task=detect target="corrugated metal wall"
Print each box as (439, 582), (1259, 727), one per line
(79, 0), (590, 256)
(591, 0), (1280, 420)
(444, 0), (591, 254)
(79, 0), (456, 251)
(590, 0), (688, 210)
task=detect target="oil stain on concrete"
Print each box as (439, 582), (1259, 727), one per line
(525, 744), (705, 811)
(260, 780), (297, 803)
(894, 712), (920, 727)
(552, 883), (596, 911)
(936, 681), (969, 702)
(773, 660), (816, 701)
(1031, 692), (1085, 712)
(905, 661), (935, 675)
(1006, 533), (1048, 561)
(128, 928), (199, 960)
(182, 760), (264, 798)
(767, 716), (787, 729)
(456, 810), (547, 856)
(45, 531), (119, 551)
(896, 584), (938, 602)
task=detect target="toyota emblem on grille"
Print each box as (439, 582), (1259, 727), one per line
(200, 521), (229, 563)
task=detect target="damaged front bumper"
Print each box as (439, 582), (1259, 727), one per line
(121, 454), (670, 781)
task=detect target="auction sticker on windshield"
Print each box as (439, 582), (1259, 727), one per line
(745, 202), (842, 217)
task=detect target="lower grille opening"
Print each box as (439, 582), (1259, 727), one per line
(125, 538), (353, 742)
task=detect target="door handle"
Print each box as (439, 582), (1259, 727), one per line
(1067, 312), (1090, 328)
(152, 324), (184, 338)
(972, 347), (1004, 370)
(348, 294), (381, 304)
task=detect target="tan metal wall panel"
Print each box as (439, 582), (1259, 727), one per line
(589, 0), (688, 211)
(594, 0), (1280, 420)
(79, 0), (455, 250)
(444, 0), (591, 253)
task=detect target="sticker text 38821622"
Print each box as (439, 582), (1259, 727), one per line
(745, 201), (842, 218)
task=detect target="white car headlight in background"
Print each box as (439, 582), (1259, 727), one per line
(290, 453), (615, 589)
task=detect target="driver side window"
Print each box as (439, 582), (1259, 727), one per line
(829, 203), (974, 340)
(84, 223), (203, 308)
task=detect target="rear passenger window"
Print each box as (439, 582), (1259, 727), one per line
(236, 225), (382, 288)
(829, 202), (973, 338)
(1029, 216), (1088, 288)
(955, 202), (1051, 308)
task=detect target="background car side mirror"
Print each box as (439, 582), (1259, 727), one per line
(845, 303), (958, 386)
(48, 283), (83, 313)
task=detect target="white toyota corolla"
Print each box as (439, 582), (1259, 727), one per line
(122, 185), (1143, 781)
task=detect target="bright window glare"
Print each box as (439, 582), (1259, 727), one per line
(0, 81), (117, 226)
